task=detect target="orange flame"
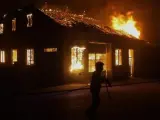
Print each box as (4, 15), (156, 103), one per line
(70, 46), (86, 72)
(111, 12), (140, 39)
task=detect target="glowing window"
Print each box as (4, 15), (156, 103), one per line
(89, 54), (96, 72)
(12, 18), (16, 31)
(115, 49), (122, 66)
(70, 46), (85, 72)
(27, 14), (33, 27)
(129, 49), (134, 76)
(44, 48), (57, 52)
(0, 50), (5, 63)
(0, 24), (4, 34)
(12, 49), (17, 64)
(129, 49), (134, 66)
(89, 53), (106, 72)
(26, 49), (34, 65)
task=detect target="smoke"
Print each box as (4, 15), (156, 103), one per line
(40, 0), (141, 26)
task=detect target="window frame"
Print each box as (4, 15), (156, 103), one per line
(70, 46), (85, 72)
(26, 49), (34, 66)
(88, 53), (106, 72)
(12, 49), (18, 64)
(0, 23), (4, 34)
(27, 13), (33, 27)
(115, 49), (122, 66)
(0, 50), (5, 63)
(12, 18), (16, 31)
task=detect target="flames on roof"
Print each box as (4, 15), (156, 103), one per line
(41, 7), (138, 39)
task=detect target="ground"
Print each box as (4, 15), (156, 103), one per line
(3, 82), (160, 120)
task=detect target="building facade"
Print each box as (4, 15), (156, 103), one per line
(0, 5), (158, 90)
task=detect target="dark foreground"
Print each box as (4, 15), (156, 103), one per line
(2, 82), (160, 120)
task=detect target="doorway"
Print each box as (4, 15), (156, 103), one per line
(88, 42), (112, 79)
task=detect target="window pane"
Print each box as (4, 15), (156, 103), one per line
(12, 18), (16, 31)
(129, 49), (134, 58)
(96, 54), (106, 70)
(115, 49), (119, 65)
(129, 49), (134, 66)
(12, 49), (17, 64)
(89, 54), (96, 72)
(0, 50), (5, 63)
(89, 53), (107, 72)
(70, 46), (85, 72)
(27, 14), (33, 27)
(119, 49), (122, 65)
(26, 49), (34, 65)
(0, 24), (4, 34)
(115, 49), (122, 66)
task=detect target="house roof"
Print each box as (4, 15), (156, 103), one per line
(0, 5), (142, 42)
(41, 8), (139, 40)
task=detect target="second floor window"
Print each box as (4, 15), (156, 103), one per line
(115, 49), (122, 66)
(26, 49), (34, 65)
(12, 18), (16, 31)
(0, 50), (5, 63)
(0, 24), (4, 34)
(27, 13), (33, 27)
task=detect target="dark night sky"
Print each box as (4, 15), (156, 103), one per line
(1, 0), (160, 42)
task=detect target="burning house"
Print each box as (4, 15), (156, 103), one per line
(0, 5), (157, 89)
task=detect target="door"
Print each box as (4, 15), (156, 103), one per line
(88, 43), (107, 73)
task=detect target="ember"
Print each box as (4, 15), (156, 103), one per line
(111, 12), (140, 39)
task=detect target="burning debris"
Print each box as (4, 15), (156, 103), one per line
(41, 6), (140, 39)
(111, 11), (140, 39)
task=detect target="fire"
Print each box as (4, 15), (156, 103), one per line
(70, 62), (83, 72)
(111, 12), (140, 39)
(70, 46), (86, 72)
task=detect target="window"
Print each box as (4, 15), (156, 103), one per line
(115, 49), (122, 66)
(70, 46), (85, 72)
(129, 49), (134, 76)
(89, 54), (96, 72)
(0, 50), (5, 63)
(27, 14), (33, 27)
(0, 24), (4, 34)
(12, 18), (16, 31)
(129, 49), (134, 66)
(26, 49), (34, 65)
(12, 49), (17, 64)
(88, 53), (106, 72)
(44, 48), (57, 52)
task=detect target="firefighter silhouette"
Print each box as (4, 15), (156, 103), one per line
(86, 61), (112, 117)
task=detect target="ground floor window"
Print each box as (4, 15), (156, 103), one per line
(26, 49), (34, 65)
(44, 48), (57, 52)
(70, 46), (86, 72)
(129, 49), (134, 66)
(12, 49), (17, 64)
(129, 49), (134, 76)
(88, 53), (106, 72)
(0, 50), (5, 63)
(115, 49), (122, 66)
